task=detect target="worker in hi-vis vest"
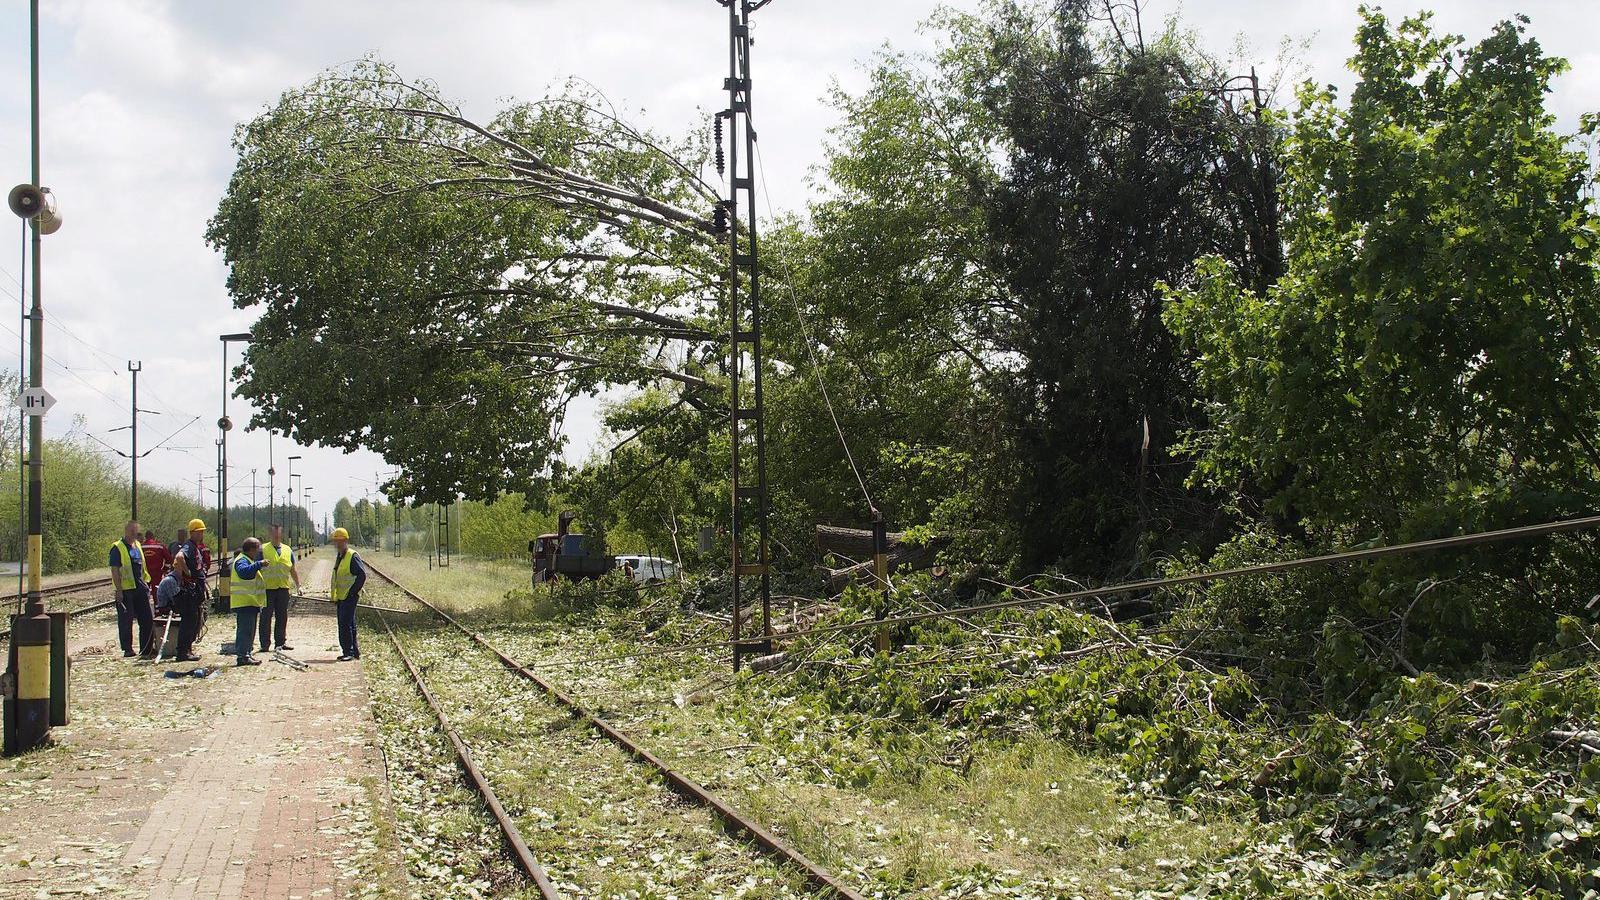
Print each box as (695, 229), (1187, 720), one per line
(257, 523), (301, 654)
(330, 527), (366, 661)
(109, 520), (154, 658)
(229, 537), (269, 667)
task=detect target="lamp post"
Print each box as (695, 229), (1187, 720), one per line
(218, 332), (250, 601)
(303, 488), (316, 544)
(214, 438), (224, 523)
(289, 473), (302, 547)
(287, 455), (301, 546)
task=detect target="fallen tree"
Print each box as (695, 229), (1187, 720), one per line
(815, 524), (949, 590)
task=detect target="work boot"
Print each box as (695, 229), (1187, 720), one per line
(123, 650), (136, 658)
(235, 656), (262, 667)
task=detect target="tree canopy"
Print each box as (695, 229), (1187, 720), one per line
(207, 59), (724, 504)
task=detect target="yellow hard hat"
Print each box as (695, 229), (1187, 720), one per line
(331, 527), (350, 540)
(188, 518), (207, 532)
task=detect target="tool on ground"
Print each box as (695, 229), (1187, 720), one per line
(290, 593), (409, 614)
(162, 666), (217, 679)
(271, 649), (309, 671)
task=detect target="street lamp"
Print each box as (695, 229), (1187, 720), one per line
(214, 438), (224, 522)
(218, 332), (251, 583)
(289, 472), (302, 547)
(303, 488), (316, 543)
(287, 455), (302, 545)
(267, 433), (276, 531)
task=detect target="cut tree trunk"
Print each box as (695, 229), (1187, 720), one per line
(815, 524), (949, 591)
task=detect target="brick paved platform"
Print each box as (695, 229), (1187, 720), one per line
(0, 552), (399, 899)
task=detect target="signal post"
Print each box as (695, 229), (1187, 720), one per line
(5, 0), (63, 754)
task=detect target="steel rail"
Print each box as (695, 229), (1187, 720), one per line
(0, 577), (118, 639)
(375, 610), (563, 899)
(3, 561), (258, 641)
(364, 560), (864, 900)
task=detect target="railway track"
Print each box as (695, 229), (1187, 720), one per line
(373, 608), (563, 896)
(0, 575), (119, 640)
(364, 560), (864, 900)
(0, 556), (250, 641)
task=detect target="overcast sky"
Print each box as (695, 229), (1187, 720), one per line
(0, 0), (1594, 521)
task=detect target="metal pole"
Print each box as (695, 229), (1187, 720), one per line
(214, 440), (222, 524)
(8, 0), (54, 753)
(723, 0), (772, 670)
(287, 456), (300, 546)
(218, 343), (229, 605)
(251, 469), (257, 534)
(24, 0), (42, 618)
(14, 220), (22, 618)
(128, 361), (140, 519)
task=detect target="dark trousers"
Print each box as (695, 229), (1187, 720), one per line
(117, 588), (154, 655)
(336, 595), (360, 658)
(234, 606), (260, 662)
(174, 588), (202, 657)
(259, 588), (291, 650)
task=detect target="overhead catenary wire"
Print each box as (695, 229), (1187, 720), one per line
(0, 262), (191, 422)
(748, 132), (875, 515)
(518, 513), (1600, 670)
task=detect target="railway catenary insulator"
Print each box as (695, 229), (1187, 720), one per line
(713, 113), (725, 174)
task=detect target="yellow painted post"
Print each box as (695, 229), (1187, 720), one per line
(9, 612), (51, 751)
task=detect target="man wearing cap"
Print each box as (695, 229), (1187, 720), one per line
(258, 523), (300, 653)
(330, 527), (366, 661)
(172, 518), (210, 662)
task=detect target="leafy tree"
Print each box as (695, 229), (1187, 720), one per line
(970, 0), (1282, 571)
(1166, 9), (1600, 665)
(783, 1), (1281, 572)
(208, 58), (725, 505)
(1169, 9), (1600, 540)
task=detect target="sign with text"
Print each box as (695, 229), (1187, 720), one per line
(16, 387), (54, 416)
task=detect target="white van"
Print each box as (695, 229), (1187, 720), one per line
(615, 555), (677, 583)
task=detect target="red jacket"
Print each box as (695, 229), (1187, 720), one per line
(140, 539), (169, 582)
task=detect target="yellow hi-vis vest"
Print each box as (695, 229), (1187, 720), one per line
(229, 554), (267, 609)
(111, 539), (148, 591)
(262, 542), (294, 591)
(331, 550), (358, 602)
